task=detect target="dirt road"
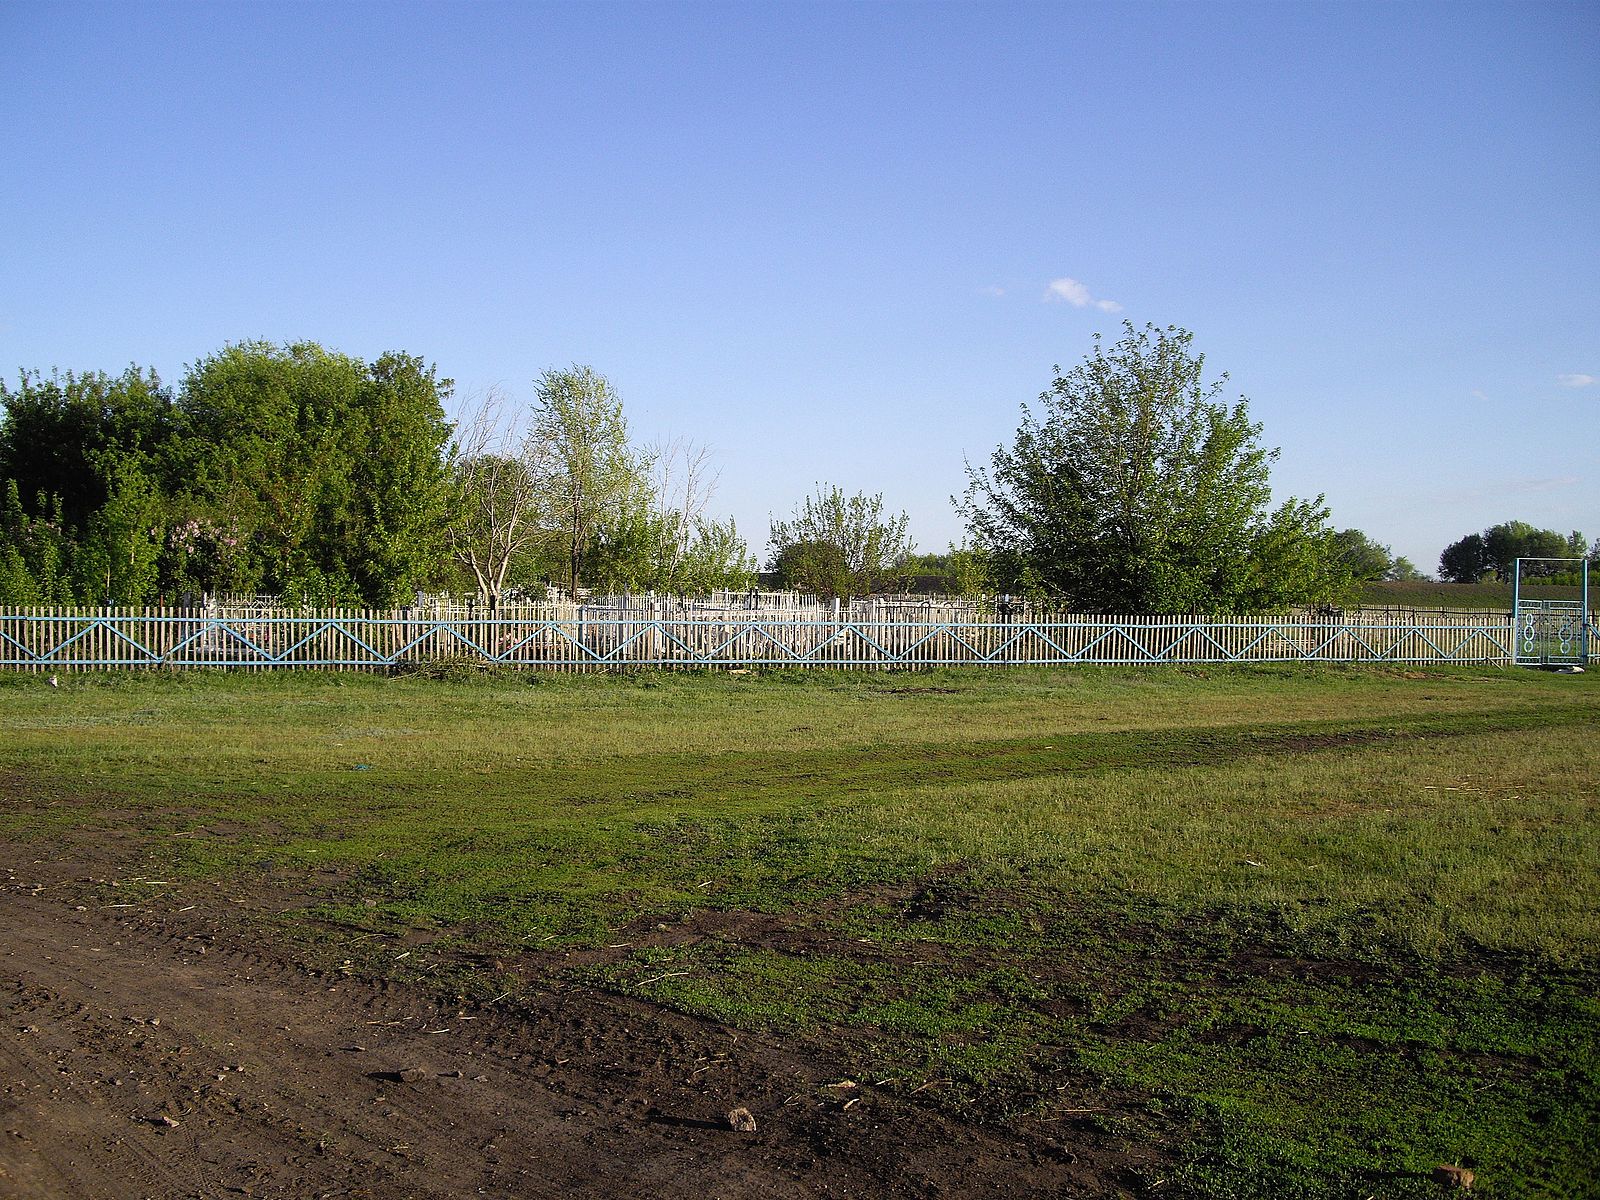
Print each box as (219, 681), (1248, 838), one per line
(0, 841), (1140, 1199)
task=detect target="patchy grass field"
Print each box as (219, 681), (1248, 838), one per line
(2, 665), (1597, 1197)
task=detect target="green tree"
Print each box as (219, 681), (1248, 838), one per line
(1332, 529), (1395, 582)
(767, 485), (914, 600)
(1438, 533), (1489, 583)
(73, 458), (164, 603)
(1232, 498), (1352, 610)
(0, 366), (176, 532)
(347, 352), (455, 605)
(585, 473), (661, 594)
(529, 366), (648, 596)
(0, 483), (73, 603)
(0, 366), (177, 603)
(1439, 521), (1580, 583)
(589, 506), (757, 595)
(960, 322), (1347, 612)
(178, 341), (364, 600)
(0, 482), (51, 602)
(1386, 556), (1426, 582)
(178, 341), (453, 605)
(675, 517), (758, 593)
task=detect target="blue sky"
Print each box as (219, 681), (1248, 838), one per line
(2, 0), (1596, 573)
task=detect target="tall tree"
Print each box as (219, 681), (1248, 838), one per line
(177, 341), (365, 599)
(446, 386), (554, 606)
(177, 341), (453, 605)
(529, 366), (647, 596)
(767, 485), (914, 600)
(960, 322), (1347, 612)
(1438, 533), (1489, 584)
(349, 352), (455, 605)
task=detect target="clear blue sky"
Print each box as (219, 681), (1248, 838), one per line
(3, 0), (1596, 573)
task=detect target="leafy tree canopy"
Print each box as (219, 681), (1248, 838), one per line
(0, 343), (454, 606)
(960, 322), (1349, 613)
(767, 485), (914, 601)
(529, 365), (649, 596)
(1439, 521), (1584, 583)
(177, 342), (454, 605)
(1332, 529), (1395, 582)
(0, 367), (176, 526)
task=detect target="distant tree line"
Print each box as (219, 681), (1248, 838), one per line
(1438, 522), (1592, 584)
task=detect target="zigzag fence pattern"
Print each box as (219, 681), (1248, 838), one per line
(0, 607), (1547, 672)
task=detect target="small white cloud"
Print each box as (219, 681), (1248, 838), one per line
(1047, 277), (1092, 306)
(1471, 389), (1489, 401)
(979, 285), (1006, 298)
(1557, 373), (1595, 388)
(1046, 277), (1121, 312)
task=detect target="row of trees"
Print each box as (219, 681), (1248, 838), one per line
(12, 324), (1572, 613)
(0, 346), (759, 607)
(1438, 522), (1592, 584)
(758, 325), (1379, 611)
(0, 346), (457, 606)
(764, 328), (1587, 608)
(446, 366), (756, 604)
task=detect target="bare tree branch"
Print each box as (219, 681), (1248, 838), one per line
(446, 385), (551, 605)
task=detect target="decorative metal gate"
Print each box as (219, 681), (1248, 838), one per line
(1512, 558), (1590, 667)
(1515, 600), (1586, 666)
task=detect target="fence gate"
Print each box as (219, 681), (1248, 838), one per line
(1512, 557), (1589, 667)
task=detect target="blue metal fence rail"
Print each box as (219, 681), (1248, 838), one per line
(0, 611), (1528, 671)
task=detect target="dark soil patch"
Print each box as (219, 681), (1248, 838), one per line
(0, 835), (1166, 1199)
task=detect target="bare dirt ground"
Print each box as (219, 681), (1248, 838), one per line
(0, 836), (1153, 1199)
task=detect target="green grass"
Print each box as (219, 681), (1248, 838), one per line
(2, 664), (1597, 1196)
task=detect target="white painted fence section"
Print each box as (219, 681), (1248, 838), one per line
(0, 605), (1550, 672)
